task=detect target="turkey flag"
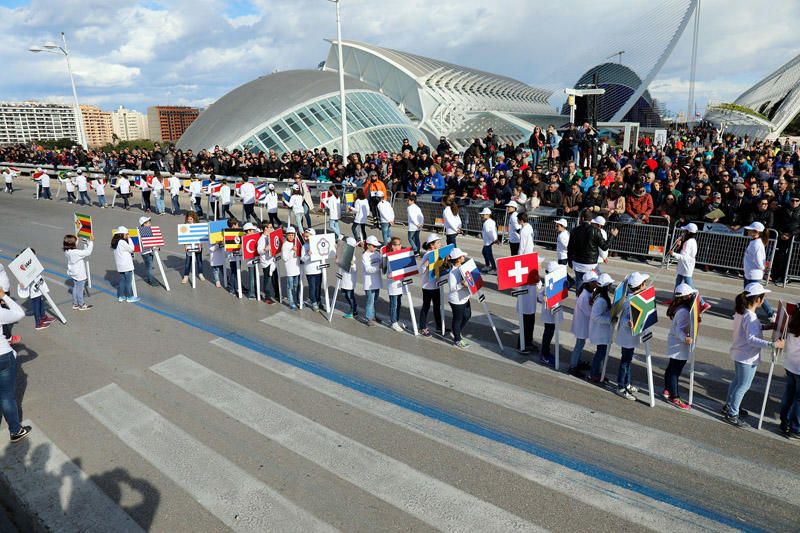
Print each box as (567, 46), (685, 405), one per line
(242, 233), (260, 261)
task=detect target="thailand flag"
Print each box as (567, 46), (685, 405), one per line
(387, 247), (418, 281)
(544, 266), (568, 309)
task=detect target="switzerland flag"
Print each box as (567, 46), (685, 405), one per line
(496, 252), (539, 291)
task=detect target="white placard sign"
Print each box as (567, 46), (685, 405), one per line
(309, 233), (336, 261)
(8, 248), (44, 287)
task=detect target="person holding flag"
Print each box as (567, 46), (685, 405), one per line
(327, 186), (342, 241)
(281, 227), (301, 309)
(264, 184), (281, 228)
(350, 189), (370, 244)
(257, 222), (279, 303)
(406, 193), (424, 256)
(568, 271), (598, 378)
(219, 178), (235, 220)
(138, 217), (157, 286)
(588, 274), (614, 383)
(287, 185), (306, 233)
(225, 219), (243, 295)
(118, 175), (131, 210)
(447, 248), (472, 348)
(779, 310), (800, 439)
(361, 235), (384, 326)
(111, 227), (139, 303)
(301, 228), (324, 311)
(168, 174), (182, 215)
(339, 237), (360, 319)
(181, 212), (206, 285)
(93, 176), (106, 208)
(152, 172), (165, 215)
(538, 261), (565, 366)
(385, 237), (407, 332)
(242, 223), (260, 300)
(662, 283), (697, 410)
(506, 201), (520, 255)
(615, 272), (650, 400)
(63, 233), (94, 311)
(743, 222), (774, 320)
(517, 270), (537, 355)
(480, 208), (498, 274)
(377, 191), (395, 244)
(418, 234), (444, 337)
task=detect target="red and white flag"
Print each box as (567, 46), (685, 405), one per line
(496, 252), (539, 291)
(139, 225), (165, 249)
(242, 233), (260, 261)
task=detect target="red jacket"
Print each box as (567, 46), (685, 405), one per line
(626, 193), (654, 222)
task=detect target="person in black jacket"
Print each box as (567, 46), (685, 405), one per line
(567, 211), (618, 288)
(774, 195), (800, 282)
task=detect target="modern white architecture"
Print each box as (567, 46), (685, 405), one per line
(111, 106), (149, 142)
(0, 101), (80, 145)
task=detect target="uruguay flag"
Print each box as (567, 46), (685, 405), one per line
(545, 267), (569, 309)
(387, 247), (418, 281)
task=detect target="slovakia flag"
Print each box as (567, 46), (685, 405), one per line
(544, 266), (568, 309)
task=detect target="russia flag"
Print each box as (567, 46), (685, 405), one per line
(387, 247), (419, 281)
(545, 268), (569, 309)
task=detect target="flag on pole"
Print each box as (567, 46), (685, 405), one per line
(496, 253), (539, 290)
(208, 219), (228, 244)
(320, 191), (330, 209)
(177, 223), (210, 244)
(345, 192), (355, 207)
(128, 228), (142, 253)
(139, 225), (166, 249)
(773, 301), (796, 342)
(459, 259), (483, 295)
(544, 265), (568, 309)
(387, 248), (418, 280)
(630, 286), (657, 336)
(74, 213), (93, 239)
(689, 292), (700, 345)
(425, 244), (454, 282)
(611, 280), (627, 320)
(242, 233), (260, 261)
(254, 183), (268, 201)
(269, 228), (284, 257)
(224, 229), (244, 251)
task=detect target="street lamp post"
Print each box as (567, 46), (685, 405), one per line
(329, 0), (348, 159)
(29, 32), (88, 149)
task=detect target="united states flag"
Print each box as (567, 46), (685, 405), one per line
(139, 225), (165, 249)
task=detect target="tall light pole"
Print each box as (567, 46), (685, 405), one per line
(687, 0), (701, 125)
(329, 0), (348, 159)
(29, 32), (88, 149)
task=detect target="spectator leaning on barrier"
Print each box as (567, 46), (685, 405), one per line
(623, 183), (654, 223)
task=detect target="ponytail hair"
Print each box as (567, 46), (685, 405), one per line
(590, 285), (610, 306)
(110, 233), (124, 249)
(734, 292), (761, 314)
(667, 294), (694, 319)
(787, 309), (800, 337)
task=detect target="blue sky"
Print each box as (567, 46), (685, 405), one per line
(1, 0), (798, 119)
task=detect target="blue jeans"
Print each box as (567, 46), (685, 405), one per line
(171, 194), (181, 214)
(155, 191), (165, 214)
(726, 361), (758, 417)
(0, 351), (22, 435)
(618, 347), (635, 389)
(408, 231), (420, 254)
(446, 234), (457, 246)
(590, 344), (608, 378)
(211, 265), (223, 285)
(481, 245), (496, 270)
(79, 191), (90, 204)
(381, 223), (391, 243)
(389, 294), (402, 323)
(569, 338), (586, 369)
(303, 203), (311, 229)
(97, 194), (106, 208)
(307, 273), (322, 306)
(182, 252), (204, 277)
(117, 271), (133, 299)
(286, 275), (300, 308)
(780, 369), (800, 433)
(31, 296), (44, 323)
(330, 220), (341, 241)
(72, 278), (86, 306)
(143, 252), (154, 283)
(744, 279), (773, 316)
(574, 270), (585, 291)
(343, 289), (358, 316)
(293, 212), (304, 233)
(664, 358), (687, 398)
(365, 289), (379, 320)
(675, 274), (705, 305)
(352, 223), (366, 242)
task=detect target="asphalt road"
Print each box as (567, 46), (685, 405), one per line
(0, 180), (798, 532)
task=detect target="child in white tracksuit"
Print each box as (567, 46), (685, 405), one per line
(63, 234), (94, 310)
(339, 238), (359, 319)
(537, 263), (565, 366)
(568, 271), (598, 378)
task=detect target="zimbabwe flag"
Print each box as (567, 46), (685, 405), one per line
(224, 229), (243, 252)
(74, 213), (92, 239)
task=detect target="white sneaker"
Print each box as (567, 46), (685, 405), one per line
(618, 388), (636, 401)
(626, 385), (639, 394)
(391, 322), (404, 332)
(198, 274), (206, 281)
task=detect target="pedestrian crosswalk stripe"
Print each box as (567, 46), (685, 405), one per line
(152, 355), (543, 532)
(210, 337), (740, 532)
(0, 422), (143, 532)
(262, 312), (800, 508)
(75, 383), (336, 533)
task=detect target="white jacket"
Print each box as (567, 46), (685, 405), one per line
(362, 250), (384, 290)
(239, 182), (256, 204)
(168, 176), (181, 196)
(518, 224), (535, 255)
(327, 195), (341, 220)
(0, 295), (25, 355)
(301, 243), (322, 276)
(113, 239), (134, 272)
(407, 204), (424, 231)
(588, 297), (612, 346)
(516, 284), (537, 315)
(65, 241), (93, 281)
(571, 289), (592, 339)
(508, 212), (520, 243)
(443, 206), (462, 235)
(282, 240), (300, 277)
(448, 269), (470, 305)
(93, 179), (105, 195)
(353, 199), (370, 224)
(209, 243), (225, 267)
(666, 306), (691, 361)
(76, 174), (88, 192)
(556, 230), (569, 260)
(730, 310), (771, 364)
(377, 200), (395, 224)
(783, 333), (800, 375)
(118, 177), (130, 194)
(340, 260), (358, 291)
(288, 195), (305, 214)
(616, 300), (640, 349)
(40, 173), (50, 187)
(672, 238), (697, 277)
(257, 234), (274, 269)
(482, 219), (498, 246)
(0, 264), (10, 292)
(743, 238), (766, 280)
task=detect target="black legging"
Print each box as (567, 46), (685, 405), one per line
(419, 288), (442, 330)
(518, 313), (535, 349)
(142, 190), (151, 211)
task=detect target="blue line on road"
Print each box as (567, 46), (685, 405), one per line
(0, 245), (762, 532)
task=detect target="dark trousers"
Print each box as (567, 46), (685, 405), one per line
(419, 288), (442, 330)
(307, 273), (322, 305)
(142, 190), (151, 211)
(541, 323), (555, 358)
(780, 369), (800, 433)
(482, 245), (496, 270)
(222, 203), (235, 219)
(243, 203), (258, 223)
(509, 242), (519, 256)
(268, 212), (281, 228)
(664, 358), (688, 398)
(446, 234), (457, 246)
(450, 301), (471, 342)
(343, 289), (358, 316)
(518, 312), (535, 349)
(262, 267), (279, 300)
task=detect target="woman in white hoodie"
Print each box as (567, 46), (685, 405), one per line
(111, 227), (138, 302)
(63, 233), (94, 310)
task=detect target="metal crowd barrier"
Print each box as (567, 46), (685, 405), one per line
(391, 192), (508, 239)
(669, 222), (778, 281)
(605, 215), (671, 260)
(781, 236), (800, 287)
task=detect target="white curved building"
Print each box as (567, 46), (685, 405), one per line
(705, 53), (800, 140)
(322, 40), (562, 150)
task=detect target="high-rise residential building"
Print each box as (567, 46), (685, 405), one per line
(0, 101), (80, 145)
(80, 104), (113, 147)
(147, 105), (200, 143)
(111, 105), (149, 141)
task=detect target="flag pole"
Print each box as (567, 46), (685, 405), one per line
(191, 251), (197, 288)
(645, 341), (655, 408)
(154, 250), (170, 291)
(479, 292), (503, 353)
(236, 257), (243, 299)
(255, 260), (261, 301)
(554, 317), (560, 371)
(39, 279), (67, 324)
(328, 276), (342, 322)
(688, 344), (697, 405)
(404, 283), (419, 336)
(758, 346), (779, 430)
(438, 283), (446, 335)
(516, 293), (525, 352)
(321, 266), (330, 314)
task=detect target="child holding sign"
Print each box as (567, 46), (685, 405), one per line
(780, 311), (800, 438)
(63, 234), (94, 310)
(111, 227), (138, 303)
(386, 237), (405, 332)
(447, 248), (472, 348)
(663, 283), (697, 410)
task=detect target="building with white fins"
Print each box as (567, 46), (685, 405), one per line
(705, 53), (800, 140)
(322, 40), (562, 150)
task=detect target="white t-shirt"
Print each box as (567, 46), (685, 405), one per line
(327, 195), (341, 220)
(353, 199), (370, 224)
(407, 204), (424, 231)
(65, 241), (93, 281)
(556, 230), (569, 260)
(239, 182), (256, 204)
(482, 218), (498, 246)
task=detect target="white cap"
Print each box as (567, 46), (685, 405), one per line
(304, 227), (316, 236)
(242, 222), (257, 231)
(679, 223), (698, 233)
(555, 218), (568, 227)
(480, 207), (492, 215)
(138, 216), (151, 226)
(345, 237), (358, 247)
(744, 222), (765, 233)
(627, 271), (650, 288)
(115, 226), (129, 234)
(597, 273), (614, 287)
(449, 247), (466, 260)
(744, 282), (771, 297)
(674, 283), (697, 297)
(286, 226), (297, 234)
(545, 260), (560, 273)
(376, 190), (385, 197)
(36, 167), (43, 172)
(591, 216), (606, 226)
(426, 234), (441, 245)
(268, 183), (275, 190)
(582, 271), (599, 284)
(292, 184), (300, 190)
(76, 168), (83, 174)
(365, 235), (381, 246)
(506, 200), (519, 208)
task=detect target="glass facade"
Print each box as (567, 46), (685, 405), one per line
(238, 91), (426, 154)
